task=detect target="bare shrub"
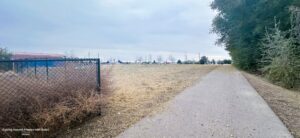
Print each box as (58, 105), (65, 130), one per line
(0, 65), (111, 137)
(261, 10), (300, 89)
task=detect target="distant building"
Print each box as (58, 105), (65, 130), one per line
(12, 52), (65, 60)
(10, 52), (66, 68)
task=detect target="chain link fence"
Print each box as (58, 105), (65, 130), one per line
(0, 58), (101, 108)
(0, 58), (103, 137)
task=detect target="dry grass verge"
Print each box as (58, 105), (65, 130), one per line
(62, 64), (217, 138)
(243, 72), (300, 138)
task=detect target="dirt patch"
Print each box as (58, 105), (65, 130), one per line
(61, 64), (217, 138)
(243, 72), (300, 138)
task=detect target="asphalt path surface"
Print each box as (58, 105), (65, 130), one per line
(118, 66), (292, 138)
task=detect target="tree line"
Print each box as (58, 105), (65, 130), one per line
(211, 0), (300, 88)
(128, 55), (231, 65)
(177, 56), (231, 65)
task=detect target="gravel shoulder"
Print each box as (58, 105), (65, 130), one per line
(118, 65), (292, 138)
(243, 72), (300, 138)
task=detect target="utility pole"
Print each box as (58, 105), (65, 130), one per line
(148, 54), (152, 63)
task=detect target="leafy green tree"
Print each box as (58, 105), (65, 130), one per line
(211, 59), (216, 64)
(177, 60), (182, 64)
(223, 59), (232, 64)
(217, 60), (224, 65)
(211, 0), (300, 70)
(200, 56), (209, 64)
(183, 60), (194, 64)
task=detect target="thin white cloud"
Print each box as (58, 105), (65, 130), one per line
(0, 0), (230, 60)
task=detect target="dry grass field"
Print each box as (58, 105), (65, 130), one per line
(63, 64), (217, 138)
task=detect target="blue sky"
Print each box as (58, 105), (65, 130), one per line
(0, 0), (230, 61)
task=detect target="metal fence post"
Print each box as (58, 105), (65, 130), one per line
(46, 59), (49, 81)
(34, 61), (37, 78)
(26, 60), (29, 76)
(96, 58), (101, 92)
(64, 57), (67, 81)
(12, 62), (15, 72)
(16, 62), (19, 73)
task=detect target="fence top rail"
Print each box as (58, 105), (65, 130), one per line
(0, 58), (100, 63)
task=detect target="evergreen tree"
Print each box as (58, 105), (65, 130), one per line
(211, 0), (300, 70)
(200, 56), (209, 64)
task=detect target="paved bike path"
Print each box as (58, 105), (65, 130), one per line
(118, 66), (292, 138)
